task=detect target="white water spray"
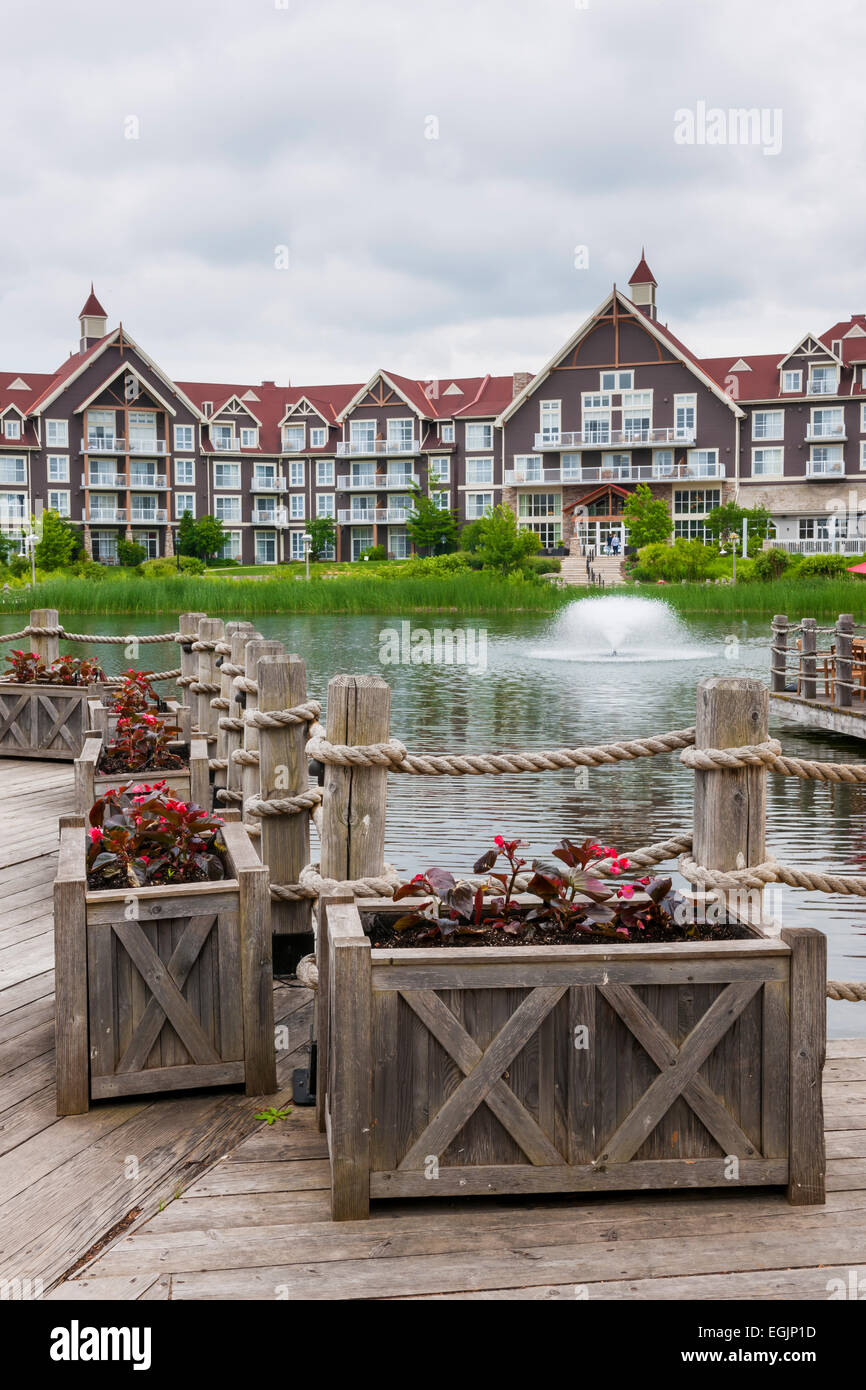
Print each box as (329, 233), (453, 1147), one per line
(532, 596), (711, 664)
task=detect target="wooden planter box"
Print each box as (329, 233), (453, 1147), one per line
(54, 816), (276, 1113)
(86, 696), (192, 745)
(0, 681), (103, 760)
(74, 735), (210, 815)
(320, 898), (826, 1220)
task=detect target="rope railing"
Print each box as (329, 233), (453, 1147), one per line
(0, 624), (182, 645)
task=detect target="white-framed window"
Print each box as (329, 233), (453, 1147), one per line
(240, 426), (259, 449)
(175, 493), (196, 518)
(810, 407), (844, 439)
(465, 492), (493, 520)
(3, 417), (21, 439)
(518, 493), (561, 519)
(349, 419), (376, 448)
(781, 369), (802, 393)
(601, 452), (631, 478)
(860, 441), (866, 471)
(253, 466), (277, 492)
(202, 401), (213, 417)
(752, 410), (784, 441)
(561, 453), (582, 480)
(282, 423), (305, 451)
(386, 418), (414, 450)
(809, 365), (838, 395)
(539, 400), (561, 445)
(429, 457), (450, 482)
(211, 423), (235, 451)
(214, 462), (241, 489)
(440, 422), (454, 443)
(513, 455), (542, 481)
(86, 409), (116, 447)
(861, 404), (866, 434)
(316, 458), (334, 486)
(48, 490), (70, 516)
(0, 456), (26, 484)
(799, 516), (831, 541)
(674, 393), (697, 437)
(255, 530), (277, 564)
(752, 448), (784, 477)
(0, 491), (27, 526)
(45, 419), (68, 447)
(219, 530), (242, 561)
(174, 424), (195, 452)
(290, 494), (305, 520)
(289, 530), (306, 561)
(466, 457), (494, 485)
(672, 488), (721, 541)
(653, 449), (674, 476)
(215, 494), (242, 522)
(175, 457), (195, 485)
(289, 459), (304, 487)
(432, 490), (451, 511)
(687, 448), (719, 477)
(465, 422), (493, 451)
(581, 393), (611, 444)
(47, 455), (69, 482)
(600, 370), (633, 391)
(622, 390), (652, 441)
(310, 426), (326, 449)
(809, 445), (844, 475)
(316, 493), (335, 518)
(389, 527), (411, 559)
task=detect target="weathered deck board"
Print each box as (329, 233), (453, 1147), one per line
(2, 757), (866, 1301)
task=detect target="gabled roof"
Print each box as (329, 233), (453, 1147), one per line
(498, 287), (745, 424)
(208, 393), (263, 427)
(776, 333), (841, 370)
(73, 362), (179, 417)
(628, 250), (657, 287)
(79, 284), (107, 318)
(563, 482), (631, 512)
(26, 326), (206, 422)
(336, 370), (432, 423)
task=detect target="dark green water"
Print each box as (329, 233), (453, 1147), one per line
(4, 597), (864, 1037)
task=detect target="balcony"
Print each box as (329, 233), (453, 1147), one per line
(129, 474), (168, 489)
(533, 427), (696, 450)
(281, 441), (305, 454)
(129, 509), (167, 524)
(807, 379), (838, 396)
(806, 459), (845, 478)
(338, 508), (411, 524)
(773, 538), (864, 555)
(88, 508), (127, 523)
(128, 439), (168, 455)
(337, 472), (419, 490)
(805, 423), (846, 442)
(336, 440), (420, 458)
(212, 436), (238, 452)
(252, 477), (285, 492)
(252, 508), (291, 527)
(83, 437), (125, 455)
(504, 461), (725, 485)
(82, 472), (126, 489)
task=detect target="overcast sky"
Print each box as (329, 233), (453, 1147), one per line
(1, 0), (864, 387)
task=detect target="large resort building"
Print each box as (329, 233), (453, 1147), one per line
(1, 258), (865, 564)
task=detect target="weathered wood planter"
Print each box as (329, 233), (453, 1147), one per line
(0, 681), (103, 760)
(86, 696), (192, 745)
(320, 898), (826, 1220)
(74, 735), (210, 815)
(54, 816), (276, 1114)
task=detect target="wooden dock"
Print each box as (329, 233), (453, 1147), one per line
(771, 690), (866, 740)
(2, 760), (866, 1302)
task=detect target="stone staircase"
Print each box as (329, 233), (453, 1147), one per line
(558, 547), (626, 587)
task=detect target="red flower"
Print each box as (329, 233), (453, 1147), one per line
(89, 827), (103, 843)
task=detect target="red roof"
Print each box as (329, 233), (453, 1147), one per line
(79, 284), (107, 318)
(628, 251), (657, 287)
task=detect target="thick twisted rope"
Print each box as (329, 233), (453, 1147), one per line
(216, 787), (243, 804)
(233, 676), (258, 696)
(231, 747), (259, 766)
(219, 661), (245, 678)
(1, 625), (183, 644)
(188, 680), (221, 695)
(681, 741), (866, 785)
(298, 861), (403, 899)
(246, 787), (323, 818)
(244, 700), (321, 730)
(679, 852), (866, 898)
(210, 696), (230, 711)
(218, 714), (245, 732)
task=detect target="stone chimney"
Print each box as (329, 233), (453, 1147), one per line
(512, 371), (533, 398)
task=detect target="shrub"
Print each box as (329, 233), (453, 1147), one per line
(633, 539), (718, 583)
(525, 556), (561, 575)
(475, 505), (541, 574)
(751, 547), (792, 582)
(459, 520), (484, 552)
(178, 554), (205, 575)
(360, 545), (388, 562)
(794, 553), (860, 579)
(117, 538), (147, 568)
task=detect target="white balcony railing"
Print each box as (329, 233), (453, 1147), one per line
(805, 424), (846, 441)
(89, 508), (127, 523)
(338, 473), (419, 490)
(806, 459), (845, 478)
(128, 439), (168, 455)
(281, 441), (305, 454)
(212, 436), (238, 452)
(129, 509), (167, 523)
(773, 538), (864, 555)
(129, 475), (168, 489)
(504, 461), (725, 485)
(83, 472), (126, 488)
(252, 508), (290, 526)
(252, 477), (285, 491)
(337, 508), (411, 524)
(807, 380), (838, 395)
(336, 440), (420, 457)
(84, 437), (125, 454)
(533, 427), (696, 450)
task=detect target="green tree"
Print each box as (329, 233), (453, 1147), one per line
(177, 510), (197, 556)
(192, 515), (225, 563)
(304, 516), (336, 561)
(116, 537), (147, 567)
(34, 509), (78, 570)
(705, 502), (773, 546)
(406, 483), (459, 556)
(475, 504), (541, 574)
(622, 484), (672, 547)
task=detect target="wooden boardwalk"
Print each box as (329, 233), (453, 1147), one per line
(1, 761), (865, 1301)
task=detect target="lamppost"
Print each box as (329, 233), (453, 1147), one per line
(174, 526), (180, 572)
(302, 531), (313, 581)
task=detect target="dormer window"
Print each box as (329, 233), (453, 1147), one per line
(782, 370), (802, 393)
(3, 418), (21, 440)
(809, 365), (838, 395)
(202, 401), (213, 417)
(310, 426), (326, 449)
(440, 422), (455, 443)
(282, 424), (305, 452)
(240, 426), (259, 449)
(832, 340), (843, 358)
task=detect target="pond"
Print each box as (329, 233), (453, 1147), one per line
(5, 596), (865, 1038)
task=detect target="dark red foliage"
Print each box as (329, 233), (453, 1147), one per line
(87, 782), (226, 889)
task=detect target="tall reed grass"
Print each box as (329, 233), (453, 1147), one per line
(621, 578), (866, 617)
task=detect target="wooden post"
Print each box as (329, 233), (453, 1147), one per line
(214, 621), (254, 792)
(692, 677), (768, 921)
(224, 630), (261, 807)
(835, 613), (853, 709)
(178, 611), (206, 719)
(316, 894), (353, 1133)
(801, 617), (817, 701)
(241, 639), (284, 816)
(320, 674), (391, 886)
(189, 737), (210, 808)
(781, 926), (826, 1205)
(257, 654), (313, 952)
(54, 817), (89, 1114)
(328, 902), (372, 1220)
(196, 617), (224, 741)
(30, 608), (60, 666)
(221, 820), (277, 1096)
(770, 614), (788, 693)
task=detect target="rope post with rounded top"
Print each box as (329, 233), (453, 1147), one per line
(240, 638), (284, 816)
(220, 629), (261, 807)
(195, 616), (224, 741)
(29, 608), (60, 666)
(256, 653), (314, 968)
(178, 612), (206, 720)
(213, 620), (254, 793)
(770, 614), (788, 694)
(836, 613), (853, 710)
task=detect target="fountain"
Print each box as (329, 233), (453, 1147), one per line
(531, 595), (711, 663)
